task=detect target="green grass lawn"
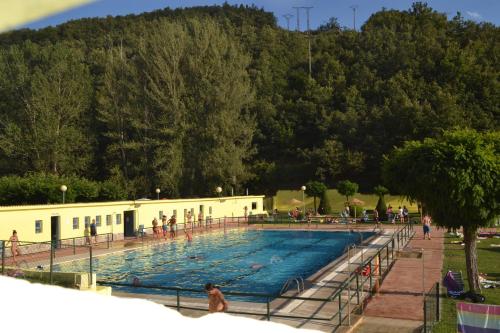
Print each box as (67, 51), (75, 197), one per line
(433, 232), (500, 333)
(274, 189), (418, 213)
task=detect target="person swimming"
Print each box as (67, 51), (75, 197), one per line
(250, 263), (263, 270)
(188, 255), (203, 260)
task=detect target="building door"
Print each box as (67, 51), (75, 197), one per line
(124, 210), (135, 237)
(50, 216), (60, 248)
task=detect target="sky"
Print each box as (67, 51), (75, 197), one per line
(18, 0), (500, 31)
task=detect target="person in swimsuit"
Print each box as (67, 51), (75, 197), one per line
(205, 283), (228, 313)
(152, 218), (159, 240)
(169, 215), (176, 239)
(423, 214), (432, 240)
(373, 208), (380, 228)
(84, 223), (91, 245)
(161, 215), (168, 239)
(198, 211), (203, 228)
(90, 219), (97, 244)
(7, 230), (20, 264)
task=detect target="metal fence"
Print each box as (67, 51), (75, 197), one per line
(98, 222), (415, 331)
(423, 282), (440, 333)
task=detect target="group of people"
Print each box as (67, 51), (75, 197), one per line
(152, 215), (177, 240)
(386, 205), (409, 224)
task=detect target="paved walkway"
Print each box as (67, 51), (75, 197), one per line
(361, 227), (444, 322)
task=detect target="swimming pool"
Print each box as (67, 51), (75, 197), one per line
(54, 229), (374, 301)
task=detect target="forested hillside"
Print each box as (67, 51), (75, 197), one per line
(0, 3), (498, 199)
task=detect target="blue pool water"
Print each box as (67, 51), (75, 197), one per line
(55, 229), (374, 301)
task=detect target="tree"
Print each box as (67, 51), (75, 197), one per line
(305, 181), (327, 213)
(383, 129), (499, 292)
(374, 185), (389, 219)
(0, 42), (92, 176)
(337, 180), (358, 202)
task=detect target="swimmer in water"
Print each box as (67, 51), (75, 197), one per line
(250, 263), (263, 270)
(188, 255), (203, 260)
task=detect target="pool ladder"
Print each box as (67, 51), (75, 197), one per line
(280, 276), (305, 295)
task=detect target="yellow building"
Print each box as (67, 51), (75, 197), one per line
(0, 195), (265, 243)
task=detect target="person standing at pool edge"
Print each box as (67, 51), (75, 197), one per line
(205, 283), (228, 313)
(90, 219), (97, 244)
(7, 230), (20, 264)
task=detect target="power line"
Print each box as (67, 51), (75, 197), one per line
(292, 6), (300, 31)
(282, 14), (293, 31)
(300, 7), (313, 78)
(350, 5), (359, 31)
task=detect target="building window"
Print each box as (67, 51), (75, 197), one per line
(252, 202), (257, 210)
(191, 208), (194, 215)
(95, 215), (101, 227)
(84, 216), (91, 227)
(173, 210), (177, 217)
(72, 217), (79, 230)
(35, 220), (43, 233)
(116, 214), (122, 225)
(106, 215), (112, 226)
(159, 210), (163, 219)
(209, 206), (212, 215)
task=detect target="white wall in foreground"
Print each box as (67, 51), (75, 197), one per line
(0, 276), (319, 333)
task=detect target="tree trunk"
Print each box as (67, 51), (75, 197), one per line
(463, 225), (481, 292)
(313, 197), (317, 214)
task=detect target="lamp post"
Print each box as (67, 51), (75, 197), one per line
(216, 186), (222, 198)
(60, 185), (67, 204)
(155, 188), (161, 200)
(301, 185), (306, 217)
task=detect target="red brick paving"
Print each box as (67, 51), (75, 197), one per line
(363, 227), (444, 321)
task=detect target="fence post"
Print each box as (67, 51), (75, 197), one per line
(1, 241), (5, 275)
(89, 245), (93, 286)
(338, 292), (342, 325)
(356, 274), (360, 305)
(369, 261), (373, 294)
(73, 238), (76, 255)
(386, 246), (389, 268)
(49, 242), (54, 284)
(176, 290), (180, 311)
(436, 282), (440, 321)
(266, 298), (271, 321)
(107, 234), (110, 249)
(391, 239), (395, 260)
(423, 299), (427, 333)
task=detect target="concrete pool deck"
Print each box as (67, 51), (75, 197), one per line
(352, 227), (444, 333)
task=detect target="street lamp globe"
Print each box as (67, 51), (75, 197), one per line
(300, 185), (306, 218)
(155, 188), (161, 200)
(60, 185), (67, 204)
(216, 186), (222, 194)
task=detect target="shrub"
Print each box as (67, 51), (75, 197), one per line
(318, 191), (332, 214)
(376, 195), (388, 220)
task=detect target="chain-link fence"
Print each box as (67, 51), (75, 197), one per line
(423, 282), (440, 332)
